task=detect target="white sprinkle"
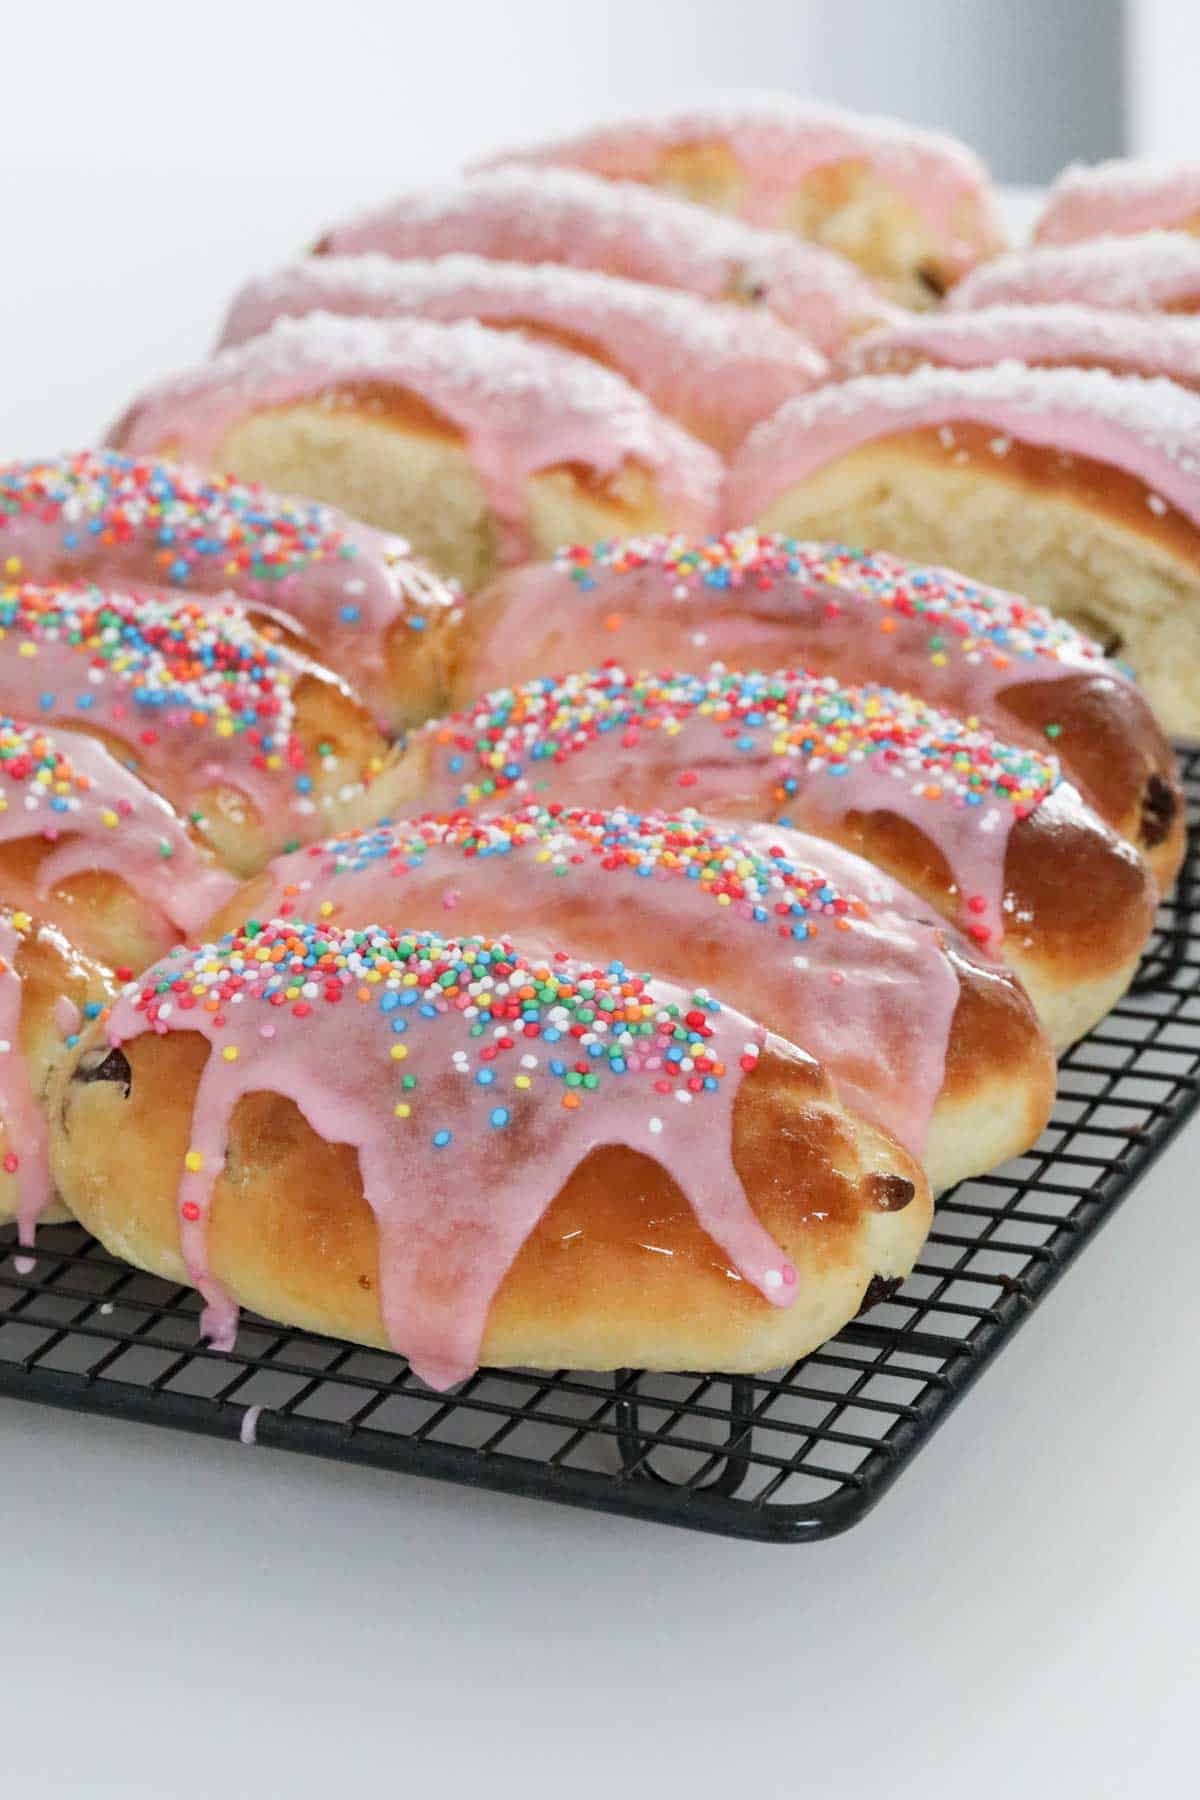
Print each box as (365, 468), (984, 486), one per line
(648, 1116), (663, 1134)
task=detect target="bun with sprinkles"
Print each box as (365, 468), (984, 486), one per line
(0, 717), (237, 973)
(0, 905), (111, 1239)
(313, 166), (896, 356)
(51, 920), (932, 1388)
(217, 253), (827, 454)
(475, 92), (1005, 308)
(0, 582), (392, 875)
(0, 450), (464, 733)
(387, 661), (1157, 1050)
(455, 532), (1182, 886)
(109, 312), (723, 592)
(727, 364), (1200, 737)
(207, 805), (1055, 1196)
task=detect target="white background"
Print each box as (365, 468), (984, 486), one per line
(3, 5), (1199, 1794)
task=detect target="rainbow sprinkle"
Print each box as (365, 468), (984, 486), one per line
(556, 529), (1105, 673)
(134, 919), (750, 1135)
(0, 717), (139, 836)
(0, 581), (345, 799)
(283, 805), (871, 946)
(0, 448), (359, 589)
(428, 664), (1060, 817)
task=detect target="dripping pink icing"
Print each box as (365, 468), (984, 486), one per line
(410, 663), (1062, 948)
(0, 450), (461, 732)
(839, 302), (1200, 394)
(1034, 159), (1200, 246)
(107, 922), (797, 1389)
(239, 1404), (265, 1445)
(0, 914), (50, 1242)
(948, 231), (1200, 314)
(0, 716), (237, 936)
(248, 804), (961, 1159)
(216, 253), (827, 452)
(726, 363), (1200, 531)
(478, 92), (1004, 278)
(113, 313), (723, 564)
(464, 532), (1112, 737)
(0, 582), (381, 858)
(317, 167), (897, 355)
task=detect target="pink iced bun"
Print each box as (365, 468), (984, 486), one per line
(477, 92), (1004, 307)
(729, 363), (1200, 538)
(839, 302), (1200, 394)
(218, 252), (827, 453)
(110, 312), (723, 590)
(726, 364), (1200, 735)
(0, 449), (461, 731)
(55, 918), (935, 1387)
(948, 231), (1200, 315)
(315, 166), (897, 355)
(1035, 158), (1200, 246)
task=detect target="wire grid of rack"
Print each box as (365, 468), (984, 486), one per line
(2, 748), (1198, 1543)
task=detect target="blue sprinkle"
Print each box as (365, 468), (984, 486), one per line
(432, 1129), (452, 1149)
(489, 1107), (510, 1128)
(476, 1068), (495, 1087)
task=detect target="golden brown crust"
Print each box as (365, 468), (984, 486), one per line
(0, 914), (112, 1228)
(0, 841), (178, 974)
(999, 672), (1184, 886)
(50, 1032), (932, 1374)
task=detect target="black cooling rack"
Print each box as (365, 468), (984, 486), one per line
(3, 750), (1198, 1543)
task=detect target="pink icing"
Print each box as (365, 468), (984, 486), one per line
(216, 253), (827, 452)
(948, 231), (1200, 314)
(410, 663), (1062, 948)
(107, 922), (798, 1389)
(0, 450), (461, 732)
(840, 302), (1200, 394)
(239, 1404), (265, 1445)
(479, 91), (1004, 278)
(464, 533), (1111, 738)
(726, 363), (1200, 531)
(1035, 159), (1200, 246)
(0, 717), (237, 937)
(0, 913), (74, 1245)
(247, 804), (961, 1159)
(317, 167), (897, 355)
(0, 583), (381, 860)
(114, 313), (722, 563)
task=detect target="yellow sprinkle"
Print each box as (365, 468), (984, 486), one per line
(215, 720), (235, 738)
(319, 900), (335, 917)
(17, 643), (37, 658)
(11, 911), (31, 932)
(221, 1046), (239, 1063)
(101, 809), (119, 828)
(389, 1044), (408, 1060)
(4, 557), (20, 575)
(514, 1074), (531, 1090)
(394, 1103), (411, 1118)
(184, 1151), (204, 1173)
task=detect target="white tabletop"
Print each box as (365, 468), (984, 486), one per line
(1, 170), (1193, 1799)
